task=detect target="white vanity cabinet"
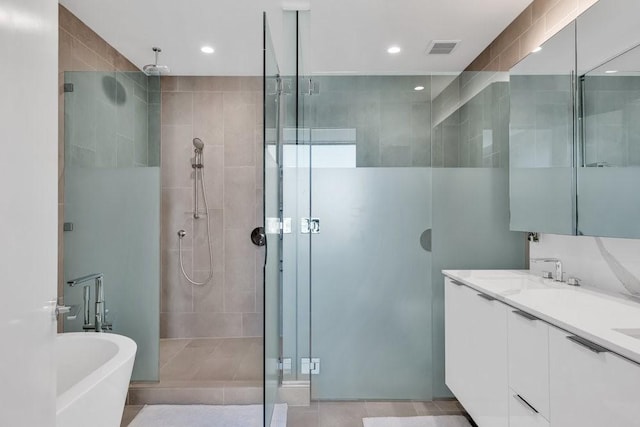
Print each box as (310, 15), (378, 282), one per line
(507, 309), (550, 421)
(445, 277), (509, 427)
(445, 271), (640, 427)
(508, 392), (550, 427)
(548, 327), (640, 427)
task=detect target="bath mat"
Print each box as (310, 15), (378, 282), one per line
(363, 415), (471, 427)
(128, 403), (287, 427)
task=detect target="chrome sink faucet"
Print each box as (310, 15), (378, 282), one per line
(531, 258), (563, 282)
(67, 273), (111, 332)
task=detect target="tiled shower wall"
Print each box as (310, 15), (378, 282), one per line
(432, 82), (509, 168)
(160, 76), (264, 338)
(58, 5), (142, 318)
(304, 76), (431, 167)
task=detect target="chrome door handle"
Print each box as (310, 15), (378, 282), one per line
(512, 310), (538, 321)
(567, 335), (609, 354)
(477, 293), (496, 301)
(514, 394), (538, 414)
(450, 280), (465, 287)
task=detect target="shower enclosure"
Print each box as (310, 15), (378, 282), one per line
(263, 11), (526, 426)
(62, 70), (161, 381)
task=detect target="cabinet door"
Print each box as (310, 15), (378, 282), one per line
(549, 327), (640, 427)
(445, 278), (471, 401)
(509, 390), (550, 427)
(508, 309), (550, 419)
(445, 278), (508, 427)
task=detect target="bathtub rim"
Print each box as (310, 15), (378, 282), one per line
(56, 332), (137, 414)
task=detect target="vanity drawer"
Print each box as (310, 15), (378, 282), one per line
(507, 309), (550, 420)
(509, 390), (550, 427)
(549, 326), (640, 427)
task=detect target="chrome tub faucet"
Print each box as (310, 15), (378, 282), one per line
(67, 273), (112, 332)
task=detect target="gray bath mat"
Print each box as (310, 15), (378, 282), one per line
(128, 403), (287, 427)
(363, 415), (471, 427)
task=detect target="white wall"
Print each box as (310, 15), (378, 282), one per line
(530, 234), (640, 297)
(0, 0), (58, 425)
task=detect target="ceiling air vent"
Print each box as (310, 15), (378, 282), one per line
(426, 40), (460, 55)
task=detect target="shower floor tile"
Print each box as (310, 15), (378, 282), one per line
(158, 337), (262, 383)
(128, 337), (263, 406)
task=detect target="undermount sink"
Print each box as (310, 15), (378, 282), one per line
(614, 328), (640, 340)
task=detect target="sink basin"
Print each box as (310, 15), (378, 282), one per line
(614, 328), (640, 340)
(471, 277), (549, 295)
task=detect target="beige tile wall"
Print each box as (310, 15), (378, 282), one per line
(467, 0), (599, 72)
(160, 76), (264, 339)
(433, 0), (599, 129)
(58, 6), (140, 328)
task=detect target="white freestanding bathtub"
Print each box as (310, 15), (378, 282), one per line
(56, 333), (137, 427)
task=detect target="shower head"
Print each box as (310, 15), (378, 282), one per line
(143, 47), (170, 76)
(193, 138), (204, 151)
(143, 64), (171, 76)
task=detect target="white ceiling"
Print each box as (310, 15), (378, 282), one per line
(59, 0), (531, 76)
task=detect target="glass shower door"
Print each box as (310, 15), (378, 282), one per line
(264, 14), (282, 426)
(63, 70), (161, 381)
(307, 76), (434, 400)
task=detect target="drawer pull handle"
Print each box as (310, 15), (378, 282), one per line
(567, 335), (609, 354)
(512, 310), (538, 321)
(450, 280), (465, 287)
(514, 394), (538, 414)
(477, 293), (496, 301)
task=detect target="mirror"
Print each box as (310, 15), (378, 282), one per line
(508, 22), (576, 235)
(576, 0), (640, 237)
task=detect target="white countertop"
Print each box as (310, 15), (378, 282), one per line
(443, 269), (640, 365)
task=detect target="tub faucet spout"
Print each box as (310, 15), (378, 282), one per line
(67, 273), (111, 332)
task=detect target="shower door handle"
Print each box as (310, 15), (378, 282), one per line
(251, 227), (266, 247)
(420, 228), (432, 252)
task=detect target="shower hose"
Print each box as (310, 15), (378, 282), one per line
(178, 166), (214, 286)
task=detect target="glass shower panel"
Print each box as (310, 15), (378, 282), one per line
(311, 167), (432, 399)
(308, 76), (433, 400)
(63, 71), (160, 381)
(263, 14), (282, 426)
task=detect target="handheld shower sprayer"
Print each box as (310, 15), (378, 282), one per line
(193, 137), (204, 151)
(192, 138), (204, 169)
(177, 137), (214, 286)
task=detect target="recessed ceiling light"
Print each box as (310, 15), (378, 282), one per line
(387, 46), (401, 54)
(414, 86), (425, 91)
(201, 46), (215, 54)
(531, 46), (542, 53)
(605, 70), (618, 74)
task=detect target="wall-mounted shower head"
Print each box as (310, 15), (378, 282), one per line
(143, 47), (170, 76)
(193, 138), (204, 151)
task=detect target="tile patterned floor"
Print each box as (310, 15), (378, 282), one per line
(157, 337), (263, 382)
(121, 339), (471, 426)
(126, 338), (263, 406)
(121, 399), (471, 427)
(287, 400), (471, 427)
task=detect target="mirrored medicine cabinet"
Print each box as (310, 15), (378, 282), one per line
(509, 0), (640, 239)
